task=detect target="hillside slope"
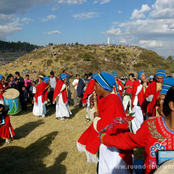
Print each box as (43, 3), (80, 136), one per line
(1, 44), (173, 79)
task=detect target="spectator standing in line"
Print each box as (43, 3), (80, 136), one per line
(122, 73), (135, 114)
(63, 70), (73, 106)
(21, 86), (28, 111)
(29, 80), (37, 105)
(24, 74), (33, 101)
(77, 76), (85, 108)
(72, 74), (80, 108)
(49, 71), (58, 106)
(149, 75), (154, 83)
(8, 75), (18, 89)
(15, 71), (24, 104)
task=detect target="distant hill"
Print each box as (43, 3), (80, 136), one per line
(0, 44), (173, 79)
(0, 40), (39, 53)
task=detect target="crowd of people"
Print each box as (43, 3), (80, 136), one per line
(0, 69), (174, 174)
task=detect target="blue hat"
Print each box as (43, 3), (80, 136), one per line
(111, 72), (118, 77)
(0, 74), (2, 81)
(92, 73), (98, 79)
(44, 76), (50, 83)
(95, 72), (115, 92)
(138, 71), (145, 80)
(160, 77), (174, 95)
(60, 73), (67, 81)
(95, 72), (121, 100)
(149, 75), (154, 79)
(156, 69), (166, 79)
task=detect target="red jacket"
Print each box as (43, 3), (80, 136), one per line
(131, 80), (147, 114)
(53, 80), (67, 103)
(102, 117), (172, 174)
(144, 81), (161, 117)
(34, 82), (48, 103)
(82, 79), (95, 104)
(78, 94), (133, 173)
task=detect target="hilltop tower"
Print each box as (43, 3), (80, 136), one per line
(107, 37), (110, 45)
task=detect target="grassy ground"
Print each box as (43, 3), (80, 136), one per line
(0, 104), (97, 174)
(0, 102), (144, 174)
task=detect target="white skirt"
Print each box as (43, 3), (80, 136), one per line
(0, 99), (4, 105)
(98, 144), (131, 174)
(131, 106), (144, 134)
(33, 96), (46, 116)
(56, 94), (72, 118)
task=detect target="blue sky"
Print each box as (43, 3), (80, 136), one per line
(0, 0), (174, 57)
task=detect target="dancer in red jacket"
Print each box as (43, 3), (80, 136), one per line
(77, 72), (133, 174)
(100, 86), (174, 174)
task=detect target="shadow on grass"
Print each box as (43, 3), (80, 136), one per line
(69, 106), (84, 119)
(46, 104), (56, 117)
(0, 131), (67, 174)
(14, 120), (44, 139)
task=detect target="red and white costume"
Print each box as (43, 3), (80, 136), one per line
(33, 82), (48, 117)
(0, 113), (15, 139)
(82, 79), (95, 121)
(122, 79), (135, 113)
(144, 81), (161, 117)
(116, 80), (124, 97)
(131, 80), (147, 133)
(53, 80), (71, 119)
(77, 94), (133, 174)
(0, 83), (4, 105)
(102, 117), (174, 174)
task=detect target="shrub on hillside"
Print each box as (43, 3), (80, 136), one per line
(91, 59), (100, 70)
(64, 56), (71, 61)
(133, 63), (148, 72)
(47, 59), (53, 66)
(83, 53), (91, 61)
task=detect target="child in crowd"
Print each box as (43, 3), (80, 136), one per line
(0, 104), (15, 144)
(29, 80), (37, 105)
(22, 86), (28, 110)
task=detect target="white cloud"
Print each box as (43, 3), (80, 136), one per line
(103, 18), (174, 56)
(120, 39), (127, 44)
(58, 0), (86, 4)
(0, 0), (55, 15)
(139, 40), (163, 48)
(113, 21), (119, 25)
(44, 30), (61, 35)
(0, 14), (22, 40)
(100, 0), (110, 5)
(21, 17), (31, 24)
(150, 0), (174, 19)
(93, 1), (98, 4)
(73, 12), (100, 20)
(41, 15), (56, 22)
(52, 6), (59, 11)
(131, 4), (151, 19)
(118, 11), (122, 13)
(103, 27), (121, 36)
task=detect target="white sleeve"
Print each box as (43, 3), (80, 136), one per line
(72, 80), (75, 86)
(146, 95), (154, 102)
(93, 117), (101, 133)
(60, 84), (66, 92)
(119, 85), (122, 91)
(136, 84), (143, 95)
(133, 84), (143, 106)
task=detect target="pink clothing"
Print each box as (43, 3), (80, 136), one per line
(125, 80), (135, 94)
(24, 79), (33, 88)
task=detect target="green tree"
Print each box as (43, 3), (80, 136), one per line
(167, 55), (173, 63)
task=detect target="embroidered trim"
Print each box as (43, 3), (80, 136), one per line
(147, 120), (167, 141)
